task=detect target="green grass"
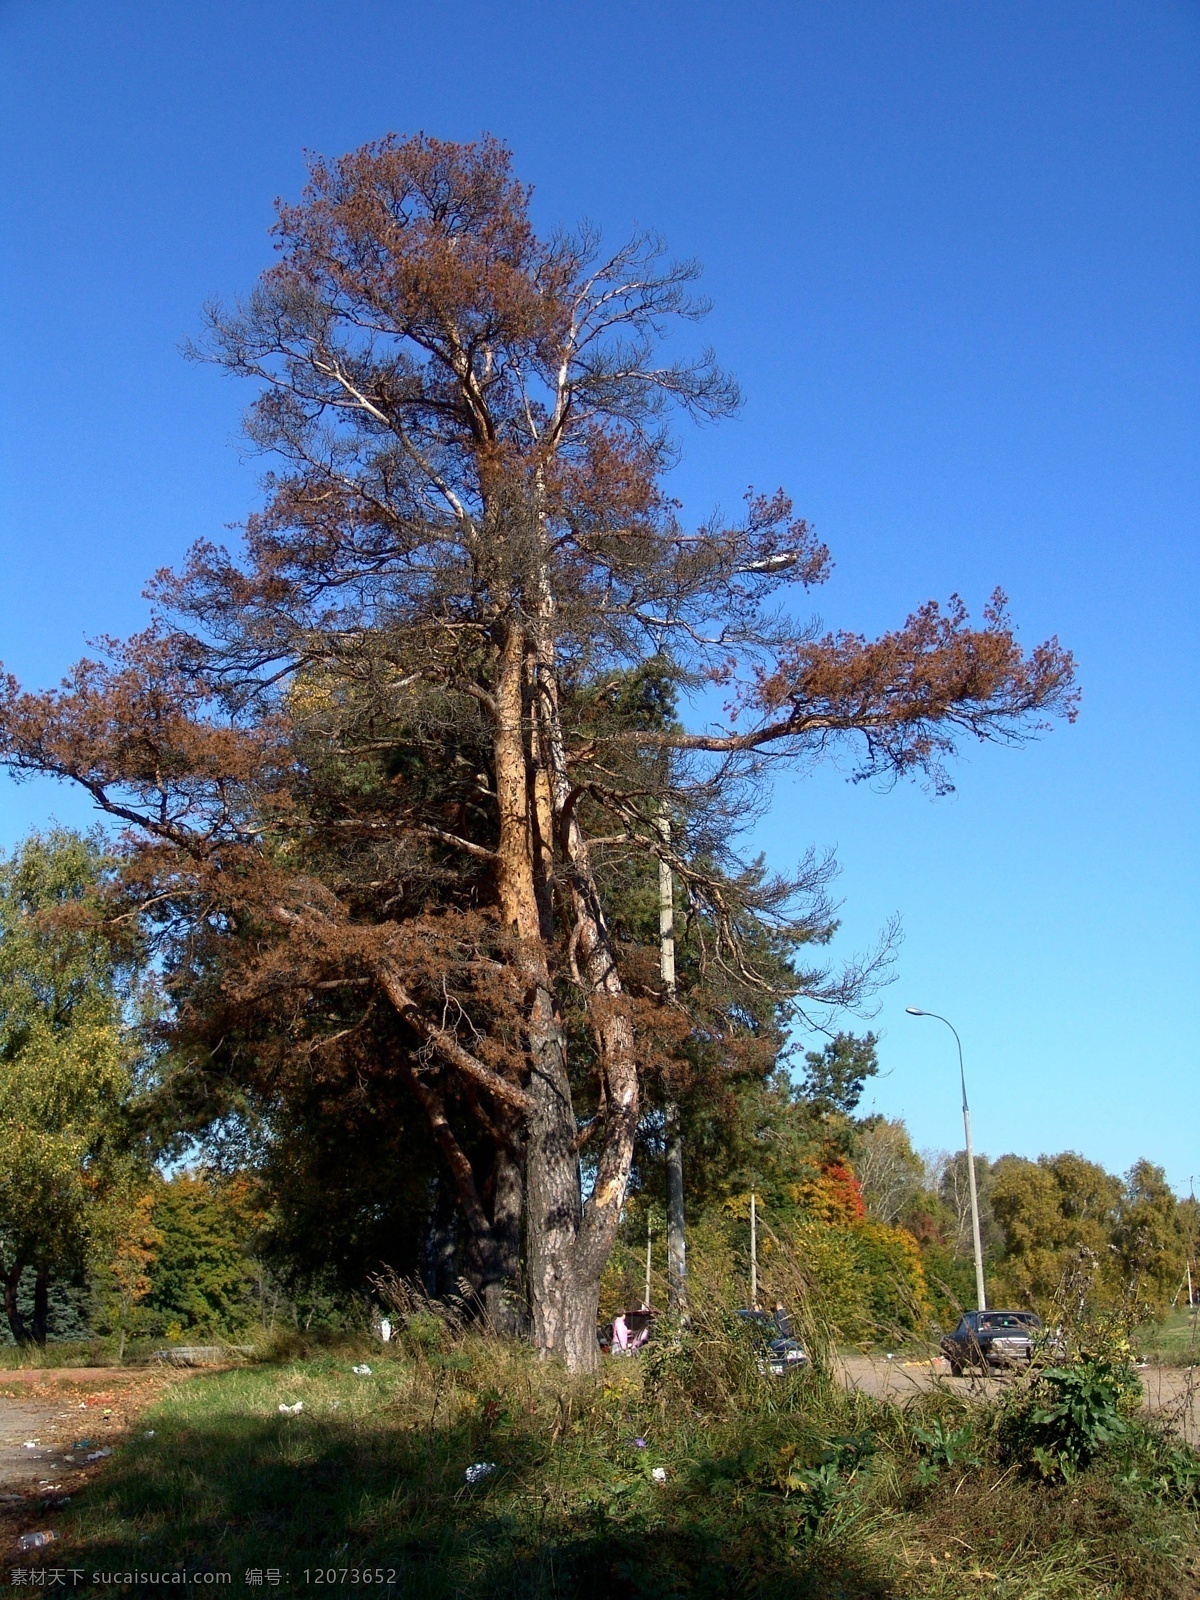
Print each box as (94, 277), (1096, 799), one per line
(18, 1327), (1200, 1599)
(1137, 1307), (1200, 1366)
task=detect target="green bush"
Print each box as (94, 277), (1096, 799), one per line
(1000, 1357), (1140, 1482)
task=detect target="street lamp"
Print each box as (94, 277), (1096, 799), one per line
(906, 1008), (987, 1312)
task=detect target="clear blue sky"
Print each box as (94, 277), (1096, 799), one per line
(2, 1), (1197, 1189)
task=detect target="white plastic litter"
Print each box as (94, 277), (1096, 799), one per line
(351, 1364), (372, 1376)
(85, 1448), (112, 1461)
(651, 1467), (668, 1483)
(465, 1461), (497, 1484)
(17, 1532), (57, 1551)
(380, 1318), (392, 1343)
(143, 1430), (156, 1439)
(22, 1441), (39, 1449)
(278, 1401), (305, 1414)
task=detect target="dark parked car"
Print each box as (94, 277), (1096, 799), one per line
(941, 1309), (1043, 1374)
(736, 1308), (808, 1376)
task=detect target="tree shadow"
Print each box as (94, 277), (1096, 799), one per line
(43, 1408), (899, 1599)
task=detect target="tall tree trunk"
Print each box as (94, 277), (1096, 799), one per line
(490, 575), (648, 1371)
(530, 623), (641, 1372)
(3, 1262), (30, 1347)
(491, 621), (582, 1360)
(524, 1059), (585, 1356)
(560, 879), (640, 1369)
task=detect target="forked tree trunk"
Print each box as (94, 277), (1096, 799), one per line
(492, 621), (597, 1362)
(545, 636), (644, 1360)
(523, 608), (643, 1371)
(489, 557), (648, 1371)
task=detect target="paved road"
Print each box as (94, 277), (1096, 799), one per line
(839, 1354), (1200, 1444)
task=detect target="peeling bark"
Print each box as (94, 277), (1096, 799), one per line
(492, 621), (583, 1359)
(521, 592), (642, 1371)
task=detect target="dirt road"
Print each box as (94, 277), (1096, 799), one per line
(0, 1368), (178, 1552)
(0, 1395), (84, 1493)
(839, 1354), (1200, 1444)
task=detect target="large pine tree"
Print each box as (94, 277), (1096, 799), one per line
(0, 136), (1076, 1368)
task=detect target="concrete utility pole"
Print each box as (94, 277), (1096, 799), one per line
(644, 1214), (653, 1310)
(749, 1187), (759, 1311)
(907, 1008), (987, 1312)
(659, 817), (687, 1313)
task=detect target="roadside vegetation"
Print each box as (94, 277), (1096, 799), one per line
(1137, 1307), (1200, 1368)
(35, 1298), (1200, 1600)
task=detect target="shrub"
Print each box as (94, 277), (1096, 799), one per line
(851, 1220), (932, 1332)
(1000, 1356), (1140, 1482)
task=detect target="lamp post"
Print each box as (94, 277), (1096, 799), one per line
(906, 1008), (987, 1311)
